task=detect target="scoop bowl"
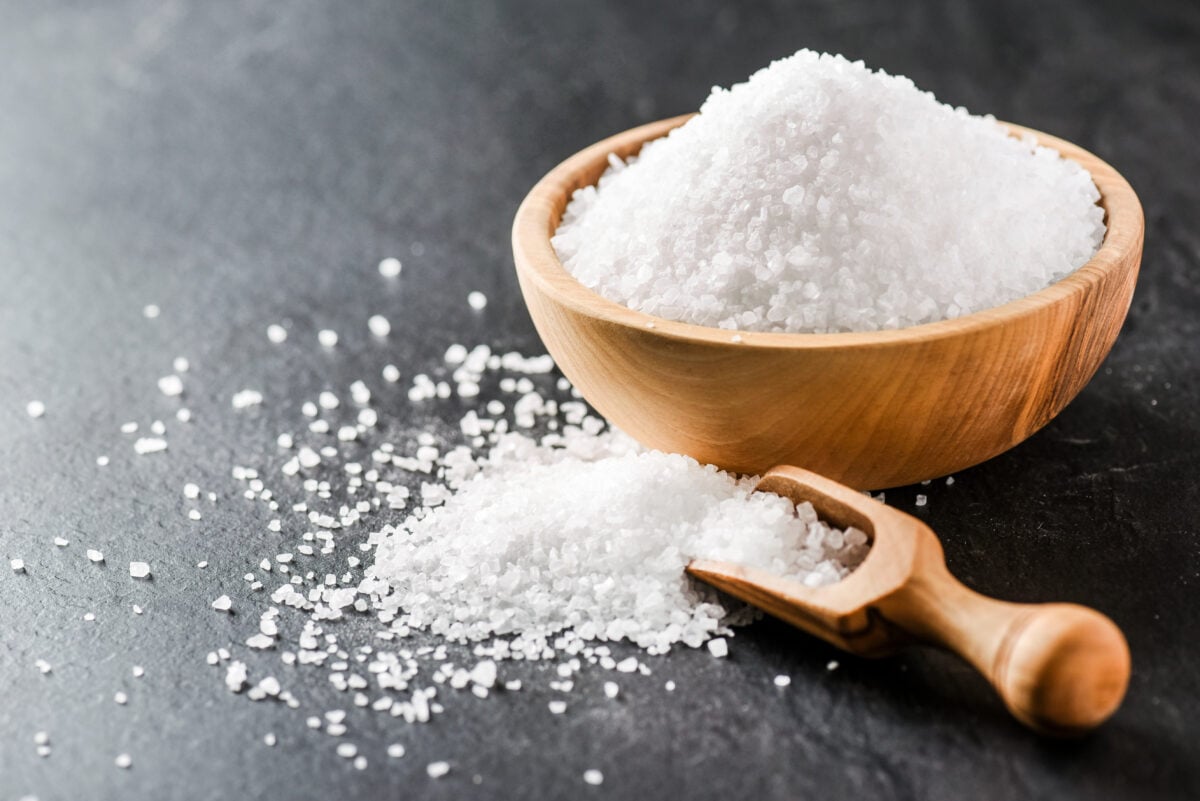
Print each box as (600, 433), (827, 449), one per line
(512, 115), (1143, 488)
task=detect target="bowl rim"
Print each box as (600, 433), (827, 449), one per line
(512, 114), (1143, 350)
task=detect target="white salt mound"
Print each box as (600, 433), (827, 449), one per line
(369, 432), (868, 655)
(553, 49), (1106, 333)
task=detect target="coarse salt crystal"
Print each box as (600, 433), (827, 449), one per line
(378, 257), (402, 278)
(427, 761), (450, 778)
(232, 390), (263, 409)
(583, 769), (604, 786)
(129, 562), (151, 579)
(134, 437), (167, 455)
(467, 291), (488, 310)
(368, 315), (391, 337)
(267, 324), (288, 344)
(212, 595), (232, 612)
(25, 401), (45, 418)
(318, 329), (339, 348)
(158, 375), (183, 397)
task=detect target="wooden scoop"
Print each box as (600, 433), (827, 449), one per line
(686, 466), (1131, 735)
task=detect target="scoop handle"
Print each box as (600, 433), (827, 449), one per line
(880, 546), (1131, 735)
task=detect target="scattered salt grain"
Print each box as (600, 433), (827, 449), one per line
(132, 666), (144, 678)
(11, 558), (25, 573)
(158, 375), (183, 397)
(378, 257), (402, 278)
(368, 315), (391, 337)
(827, 660), (839, 671)
(225, 661), (247, 692)
(387, 743), (406, 758)
(584, 769), (604, 786)
(114, 691), (128, 705)
(467, 291), (488, 310)
(212, 595), (232, 612)
(142, 304), (159, 319)
(115, 753), (132, 769)
(382, 364), (400, 383)
(553, 49), (1104, 333)
(96, 456), (109, 466)
(264, 733), (277, 747)
(184, 483), (200, 499)
(134, 437), (168, 455)
(121, 422), (138, 434)
(173, 357), (189, 373)
(232, 390), (263, 409)
(773, 674), (791, 688)
(35, 659), (52, 674)
(915, 494), (927, 507)
(267, 324), (288, 344)
(603, 682), (619, 699)
(87, 549), (104, 563)
(54, 537), (68, 547)
(548, 700), (567, 714)
(318, 329), (339, 348)
(427, 761), (450, 778)
(336, 743), (357, 759)
(129, 562), (151, 579)
(25, 401), (45, 419)
(707, 638), (729, 658)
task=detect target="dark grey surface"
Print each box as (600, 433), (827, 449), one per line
(1, 1), (1198, 799)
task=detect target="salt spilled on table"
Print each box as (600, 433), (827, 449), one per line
(368, 431), (868, 656)
(553, 49), (1105, 333)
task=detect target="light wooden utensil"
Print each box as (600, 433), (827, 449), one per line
(512, 115), (1144, 489)
(687, 465), (1131, 735)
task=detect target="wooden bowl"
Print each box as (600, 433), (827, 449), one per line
(512, 115), (1144, 488)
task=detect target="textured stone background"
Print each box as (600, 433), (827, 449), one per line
(0, 1), (1196, 799)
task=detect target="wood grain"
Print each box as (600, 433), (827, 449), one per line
(687, 466), (1131, 735)
(512, 115), (1144, 488)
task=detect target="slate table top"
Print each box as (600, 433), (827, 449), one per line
(1, 1), (1197, 799)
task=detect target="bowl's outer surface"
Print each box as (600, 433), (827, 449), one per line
(513, 116), (1144, 488)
